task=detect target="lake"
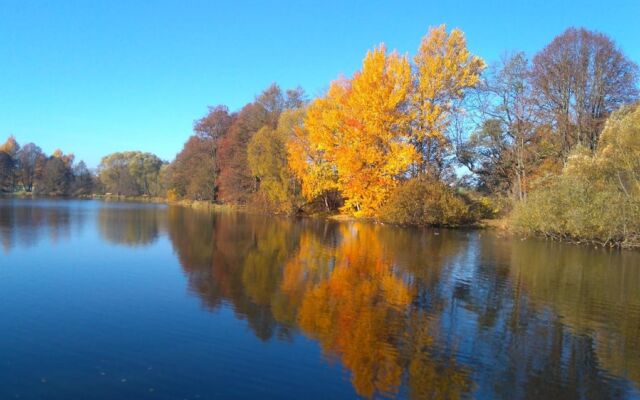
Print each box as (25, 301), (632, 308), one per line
(1, 198), (639, 399)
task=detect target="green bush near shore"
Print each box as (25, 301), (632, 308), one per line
(380, 177), (493, 227)
(513, 105), (640, 248)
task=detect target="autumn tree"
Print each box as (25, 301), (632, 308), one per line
(35, 150), (74, 195)
(16, 143), (46, 192)
(294, 46), (415, 216)
(513, 104), (640, 248)
(166, 135), (218, 200)
(71, 161), (95, 196)
(98, 151), (165, 196)
(411, 25), (485, 177)
(532, 27), (639, 156)
(217, 84), (303, 204)
(0, 136), (19, 191)
(217, 102), (271, 203)
(287, 104), (341, 212)
(165, 105), (234, 201)
(247, 109), (305, 213)
(0, 136), (20, 158)
(459, 53), (551, 200)
(0, 152), (15, 192)
(194, 105), (234, 140)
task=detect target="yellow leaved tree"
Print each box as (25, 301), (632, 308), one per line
(290, 45), (416, 217)
(412, 25), (485, 176)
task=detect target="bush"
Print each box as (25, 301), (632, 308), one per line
(513, 175), (640, 247)
(166, 188), (180, 202)
(381, 178), (482, 226)
(512, 104), (640, 248)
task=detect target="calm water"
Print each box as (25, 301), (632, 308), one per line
(1, 199), (639, 400)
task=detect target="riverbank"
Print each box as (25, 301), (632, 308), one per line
(4, 193), (638, 249)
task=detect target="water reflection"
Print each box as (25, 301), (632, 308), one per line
(2, 200), (639, 399)
(167, 207), (302, 340)
(0, 199), (83, 251)
(504, 238), (640, 387)
(288, 225), (470, 399)
(98, 205), (166, 247)
(166, 208), (640, 399)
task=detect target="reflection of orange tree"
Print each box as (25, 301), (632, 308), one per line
(287, 224), (470, 399)
(169, 208), (470, 398)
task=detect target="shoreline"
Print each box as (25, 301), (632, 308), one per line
(4, 194), (637, 250)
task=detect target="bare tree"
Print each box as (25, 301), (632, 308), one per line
(17, 143), (46, 192)
(459, 53), (544, 200)
(532, 28), (639, 156)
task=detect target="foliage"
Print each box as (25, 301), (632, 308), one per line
(217, 84), (302, 204)
(35, 152), (74, 195)
(16, 143), (46, 192)
(513, 104), (640, 247)
(293, 45), (415, 217)
(381, 177), (482, 226)
(0, 137), (90, 196)
(247, 109), (304, 214)
(71, 161), (95, 196)
(166, 135), (218, 200)
(98, 151), (165, 196)
(460, 53), (548, 200)
(412, 25), (485, 176)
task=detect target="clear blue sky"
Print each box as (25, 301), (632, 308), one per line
(1, 0), (639, 167)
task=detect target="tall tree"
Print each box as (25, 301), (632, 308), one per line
(17, 143), (46, 192)
(217, 84), (302, 204)
(193, 105), (234, 140)
(0, 136), (20, 191)
(98, 151), (164, 196)
(35, 150), (74, 195)
(71, 161), (95, 196)
(248, 109), (305, 213)
(297, 45), (415, 216)
(411, 25), (485, 177)
(0, 152), (15, 192)
(460, 53), (547, 200)
(217, 102), (270, 203)
(532, 27), (639, 156)
(166, 135), (218, 200)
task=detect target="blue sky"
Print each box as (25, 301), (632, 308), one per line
(1, 0), (639, 167)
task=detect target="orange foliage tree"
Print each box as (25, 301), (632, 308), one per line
(290, 45), (416, 217)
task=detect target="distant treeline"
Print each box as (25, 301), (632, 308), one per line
(2, 26), (638, 246)
(0, 140), (93, 196)
(0, 140), (165, 198)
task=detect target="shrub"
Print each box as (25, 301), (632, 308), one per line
(166, 188), (180, 203)
(381, 178), (481, 226)
(512, 104), (640, 248)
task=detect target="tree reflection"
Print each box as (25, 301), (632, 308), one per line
(0, 200), (79, 251)
(167, 207), (304, 340)
(504, 238), (640, 387)
(98, 205), (165, 246)
(287, 224), (470, 399)
(167, 207), (640, 399)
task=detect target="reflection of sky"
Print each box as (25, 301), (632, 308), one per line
(0, 200), (360, 399)
(1, 199), (639, 399)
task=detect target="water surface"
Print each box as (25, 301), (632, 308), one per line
(1, 199), (639, 399)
